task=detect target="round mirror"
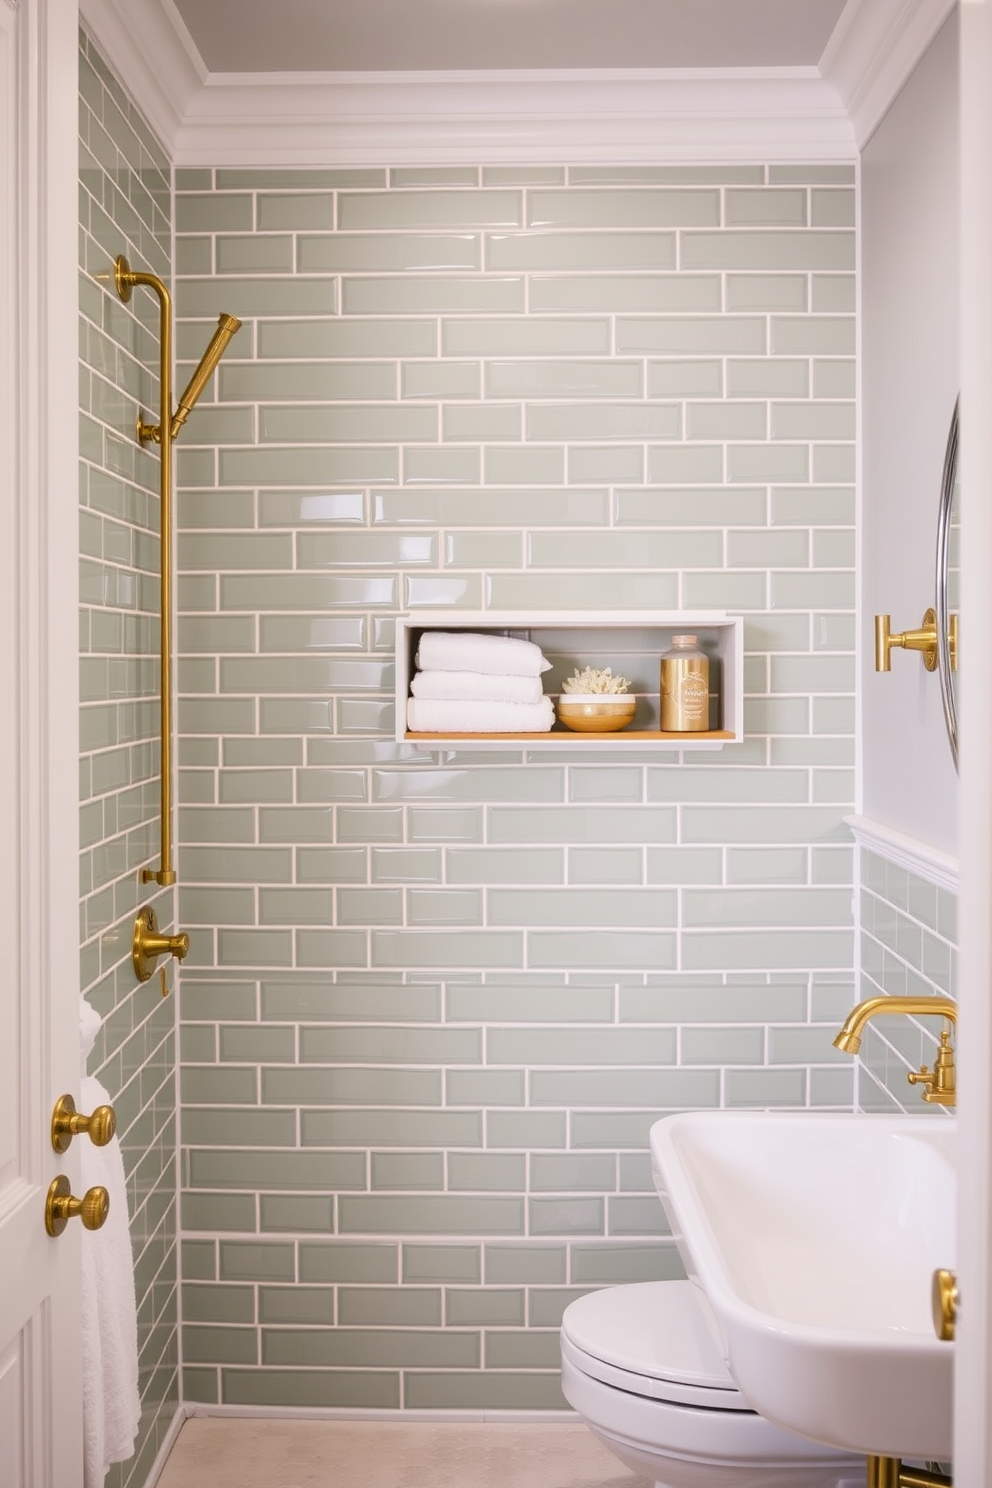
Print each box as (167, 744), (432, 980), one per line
(935, 397), (959, 773)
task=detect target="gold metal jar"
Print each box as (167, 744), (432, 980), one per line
(660, 634), (709, 731)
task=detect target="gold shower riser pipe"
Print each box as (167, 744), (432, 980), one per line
(113, 256), (241, 889)
(114, 256), (176, 886)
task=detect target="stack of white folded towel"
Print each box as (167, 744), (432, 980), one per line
(407, 631), (555, 733)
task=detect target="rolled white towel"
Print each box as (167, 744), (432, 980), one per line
(416, 631), (551, 678)
(79, 996), (141, 1488)
(81, 1072), (141, 1488)
(407, 696), (555, 733)
(410, 669), (544, 704)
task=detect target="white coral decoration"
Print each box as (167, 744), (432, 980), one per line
(561, 666), (630, 695)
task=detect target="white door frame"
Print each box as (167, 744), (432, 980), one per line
(0, 0), (81, 1483)
(956, 3), (992, 1480)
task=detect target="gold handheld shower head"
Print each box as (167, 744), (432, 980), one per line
(171, 312), (242, 438)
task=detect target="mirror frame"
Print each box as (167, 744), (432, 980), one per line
(935, 395), (959, 773)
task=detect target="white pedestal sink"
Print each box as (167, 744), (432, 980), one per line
(650, 1112), (955, 1462)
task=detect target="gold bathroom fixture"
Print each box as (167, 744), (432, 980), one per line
(874, 609), (957, 674)
(113, 255), (241, 889)
(907, 1029), (956, 1106)
(833, 995), (957, 1107)
(932, 1267), (957, 1342)
(51, 1093), (116, 1154)
(45, 1175), (109, 1237)
(171, 314), (241, 438)
(132, 905), (189, 983)
(866, 1460), (952, 1487)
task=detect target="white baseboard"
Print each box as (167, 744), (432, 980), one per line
(141, 1406), (191, 1488)
(182, 1403), (577, 1424)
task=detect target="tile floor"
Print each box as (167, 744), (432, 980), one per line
(154, 1418), (652, 1488)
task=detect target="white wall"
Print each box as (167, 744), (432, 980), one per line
(861, 10), (959, 852)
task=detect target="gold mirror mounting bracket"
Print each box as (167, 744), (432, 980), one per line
(874, 608), (939, 672)
(133, 905), (189, 983)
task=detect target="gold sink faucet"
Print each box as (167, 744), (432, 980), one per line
(833, 996), (957, 1107)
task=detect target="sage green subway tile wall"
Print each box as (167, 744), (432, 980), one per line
(79, 29), (179, 1483)
(175, 163), (857, 1410)
(856, 848), (958, 1114)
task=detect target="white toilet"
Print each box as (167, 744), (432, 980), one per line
(560, 1280), (867, 1488)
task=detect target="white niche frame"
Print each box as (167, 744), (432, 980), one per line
(394, 610), (744, 751)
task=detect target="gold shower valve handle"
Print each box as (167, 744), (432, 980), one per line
(874, 609), (939, 672)
(51, 1093), (116, 1154)
(932, 1268), (957, 1342)
(45, 1175), (109, 1237)
(132, 905), (189, 983)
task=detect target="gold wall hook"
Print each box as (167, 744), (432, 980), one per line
(45, 1175), (109, 1237)
(874, 608), (939, 672)
(51, 1094), (116, 1154)
(932, 1268), (957, 1342)
(133, 905), (189, 982)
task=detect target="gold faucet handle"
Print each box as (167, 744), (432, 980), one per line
(907, 1030), (957, 1105)
(132, 905), (190, 982)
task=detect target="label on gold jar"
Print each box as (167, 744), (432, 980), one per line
(660, 657), (709, 731)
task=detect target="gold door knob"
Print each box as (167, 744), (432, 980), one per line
(932, 1267), (957, 1341)
(45, 1175), (110, 1237)
(132, 905), (189, 982)
(51, 1093), (116, 1153)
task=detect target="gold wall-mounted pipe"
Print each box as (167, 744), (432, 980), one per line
(114, 256), (177, 885)
(113, 255), (240, 890)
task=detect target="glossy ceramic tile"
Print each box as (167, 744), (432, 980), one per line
(163, 159), (872, 1411)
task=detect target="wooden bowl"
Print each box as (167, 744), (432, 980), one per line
(556, 695), (637, 732)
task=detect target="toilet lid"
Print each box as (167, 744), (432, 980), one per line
(561, 1280), (751, 1412)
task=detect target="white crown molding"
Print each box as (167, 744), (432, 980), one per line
(821, 0), (957, 148)
(846, 813), (959, 893)
(77, 0), (952, 165)
(174, 68), (855, 166)
(78, 0), (202, 155)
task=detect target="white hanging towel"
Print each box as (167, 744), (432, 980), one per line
(79, 999), (141, 1488)
(416, 631), (551, 677)
(410, 669), (544, 704)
